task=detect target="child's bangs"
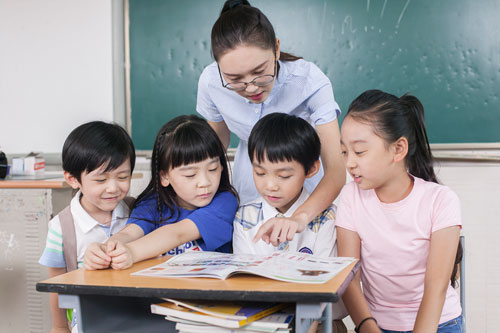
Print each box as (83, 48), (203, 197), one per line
(85, 143), (132, 175)
(253, 139), (295, 165)
(98, 152), (130, 173)
(168, 129), (221, 169)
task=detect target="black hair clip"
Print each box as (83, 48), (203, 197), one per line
(229, 0), (246, 10)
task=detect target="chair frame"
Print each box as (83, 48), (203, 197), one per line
(459, 235), (466, 333)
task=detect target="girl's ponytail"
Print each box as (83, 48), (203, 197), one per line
(399, 94), (462, 287)
(399, 94), (438, 183)
(401, 95), (463, 287)
(450, 241), (463, 289)
(279, 52), (303, 62)
(399, 94), (463, 288)
(153, 131), (166, 224)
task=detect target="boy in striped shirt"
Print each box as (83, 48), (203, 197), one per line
(39, 121), (135, 333)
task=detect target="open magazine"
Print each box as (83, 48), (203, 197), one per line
(132, 251), (356, 284)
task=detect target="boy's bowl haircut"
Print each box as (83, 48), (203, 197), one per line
(248, 113), (320, 174)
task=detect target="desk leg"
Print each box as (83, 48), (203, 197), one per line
(296, 302), (330, 333)
(58, 294), (175, 332)
(58, 295), (82, 333)
(323, 303), (332, 332)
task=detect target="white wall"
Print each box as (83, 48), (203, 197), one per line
(0, 0), (114, 154)
(435, 161), (500, 332)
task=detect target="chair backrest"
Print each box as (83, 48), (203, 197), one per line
(459, 235), (466, 332)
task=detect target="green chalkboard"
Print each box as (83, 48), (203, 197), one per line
(129, 0), (500, 150)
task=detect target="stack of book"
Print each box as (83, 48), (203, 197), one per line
(151, 298), (294, 332)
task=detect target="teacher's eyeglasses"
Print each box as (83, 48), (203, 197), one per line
(218, 59), (277, 91)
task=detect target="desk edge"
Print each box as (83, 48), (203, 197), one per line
(36, 282), (340, 303)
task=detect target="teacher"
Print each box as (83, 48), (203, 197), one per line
(197, 0), (345, 245)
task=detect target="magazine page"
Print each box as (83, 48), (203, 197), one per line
(132, 252), (239, 279)
(231, 252), (355, 284)
(133, 251), (355, 284)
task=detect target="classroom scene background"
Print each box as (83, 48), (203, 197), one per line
(0, 0), (499, 332)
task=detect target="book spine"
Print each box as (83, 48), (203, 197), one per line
(237, 303), (287, 327)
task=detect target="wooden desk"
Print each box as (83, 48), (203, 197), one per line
(37, 257), (359, 333)
(0, 171), (143, 189)
(0, 178), (69, 188)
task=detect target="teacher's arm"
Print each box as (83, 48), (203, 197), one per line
(208, 120), (231, 151)
(254, 119), (345, 245)
(296, 119), (345, 221)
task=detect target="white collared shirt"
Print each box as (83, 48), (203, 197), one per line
(232, 189), (337, 258)
(39, 191), (129, 269)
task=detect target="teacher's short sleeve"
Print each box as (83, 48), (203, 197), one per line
(305, 63), (341, 125)
(197, 64), (224, 123)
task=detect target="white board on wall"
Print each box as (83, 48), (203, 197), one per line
(0, 0), (114, 154)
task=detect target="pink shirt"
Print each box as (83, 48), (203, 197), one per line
(336, 176), (462, 331)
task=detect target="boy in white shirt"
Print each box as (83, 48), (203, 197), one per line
(39, 121), (135, 333)
(232, 113), (346, 332)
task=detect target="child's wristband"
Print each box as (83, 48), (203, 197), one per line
(354, 316), (377, 333)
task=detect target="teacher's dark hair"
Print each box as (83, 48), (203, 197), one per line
(211, 0), (302, 62)
(346, 89), (462, 287)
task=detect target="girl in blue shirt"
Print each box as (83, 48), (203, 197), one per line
(197, 0), (345, 247)
(84, 115), (239, 270)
